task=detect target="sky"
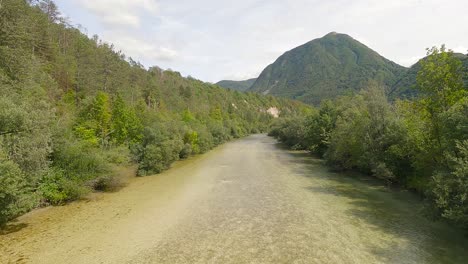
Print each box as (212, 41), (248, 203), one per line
(54, 0), (468, 83)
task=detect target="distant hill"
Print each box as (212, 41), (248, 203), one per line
(249, 32), (408, 105)
(217, 78), (257, 91)
(389, 53), (468, 99)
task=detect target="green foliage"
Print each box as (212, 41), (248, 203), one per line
(414, 47), (467, 162)
(417, 46), (466, 112)
(269, 117), (308, 150)
(217, 78), (257, 92)
(325, 87), (404, 183)
(39, 168), (87, 205)
(181, 109), (195, 123)
(135, 127), (184, 176)
(432, 141), (468, 227)
(184, 131), (200, 155)
(269, 47), (468, 228)
(51, 138), (108, 181)
(304, 100), (338, 156)
(111, 94), (142, 144)
(250, 32), (408, 105)
(0, 0), (308, 225)
(0, 154), (33, 226)
(79, 92), (112, 145)
(390, 52), (468, 101)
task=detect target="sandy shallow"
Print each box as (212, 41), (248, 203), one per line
(1, 135), (467, 263)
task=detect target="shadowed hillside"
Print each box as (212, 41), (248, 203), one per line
(217, 78), (257, 91)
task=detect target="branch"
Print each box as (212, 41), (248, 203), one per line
(0, 129), (31, 136)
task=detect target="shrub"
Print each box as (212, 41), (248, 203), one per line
(39, 168), (88, 205)
(135, 127), (184, 176)
(197, 129), (215, 153)
(91, 175), (123, 192)
(179, 143), (193, 159)
(431, 140), (468, 227)
(137, 139), (183, 175)
(0, 157), (33, 225)
(102, 145), (131, 165)
(52, 139), (108, 181)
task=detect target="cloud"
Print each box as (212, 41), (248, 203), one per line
(102, 32), (179, 62)
(398, 56), (424, 67)
(453, 46), (468, 54)
(75, 0), (158, 27)
(59, 0), (468, 82)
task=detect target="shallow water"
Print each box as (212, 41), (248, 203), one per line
(1, 134), (467, 263)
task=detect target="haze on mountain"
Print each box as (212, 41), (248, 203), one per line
(216, 78), (257, 92)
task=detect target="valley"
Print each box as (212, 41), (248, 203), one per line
(1, 1), (467, 263)
(2, 135), (467, 263)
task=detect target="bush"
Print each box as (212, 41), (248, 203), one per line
(184, 131), (200, 154)
(325, 87), (404, 182)
(137, 139), (183, 175)
(39, 168), (88, 205)
(431, 140), (468, 227)
(134, 127), (184, 176)
(0, 157), (34, 225)
(102, 145), (131, 165)
(196, 128), (215, 153)
(207, 121), (231, 145)
(269, 117), (308, 149)
(179, 143), (193, 159)
(52, 139), (108, 181)
(91, 175), (123, 192)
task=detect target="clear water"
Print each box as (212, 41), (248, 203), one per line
(1, 135), (467, 263)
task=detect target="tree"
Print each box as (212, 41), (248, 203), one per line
(111, 94), (142, 144)
(75, 92), (112, 146)
(416, 46), (466, 161)
(305, 100), (338, 156)
(38, 0), (61, 23)
(324, 87), (403, 183)
(0, 0), (308, 225)
(432, 140), (468, 227)
(0, 154), (29, 226)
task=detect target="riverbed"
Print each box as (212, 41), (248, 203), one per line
(1, 135), (467, 263)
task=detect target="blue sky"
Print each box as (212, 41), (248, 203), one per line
(54, 0), (468, 83)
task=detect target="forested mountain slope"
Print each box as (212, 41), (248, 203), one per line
(389, 52), (468, 99)
(0, 0), (309, 225)
(216, 78), (257, 91)
(249, 32), (408, 105)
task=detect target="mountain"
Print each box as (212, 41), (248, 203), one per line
(389, 53), (468, 99)
(249, 32), (408, 105)
(216, 78), (257, 91)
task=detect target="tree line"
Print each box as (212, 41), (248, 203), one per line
(0, 0), (309, 225)
(270, 46), (468, 229)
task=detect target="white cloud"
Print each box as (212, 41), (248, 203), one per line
(453, 46), (468, 54)
(75, 0), (158, 27)
(102, 32), (178, 62)
(399, 56), (424, 67)
(59, 0), (468, 82)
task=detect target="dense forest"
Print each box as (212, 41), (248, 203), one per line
(249, 32), (408, 105)
(270, 46), (468, 229)
(0, 0), (309, 225)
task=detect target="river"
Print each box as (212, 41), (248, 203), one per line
(1, 134), (467, 263)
